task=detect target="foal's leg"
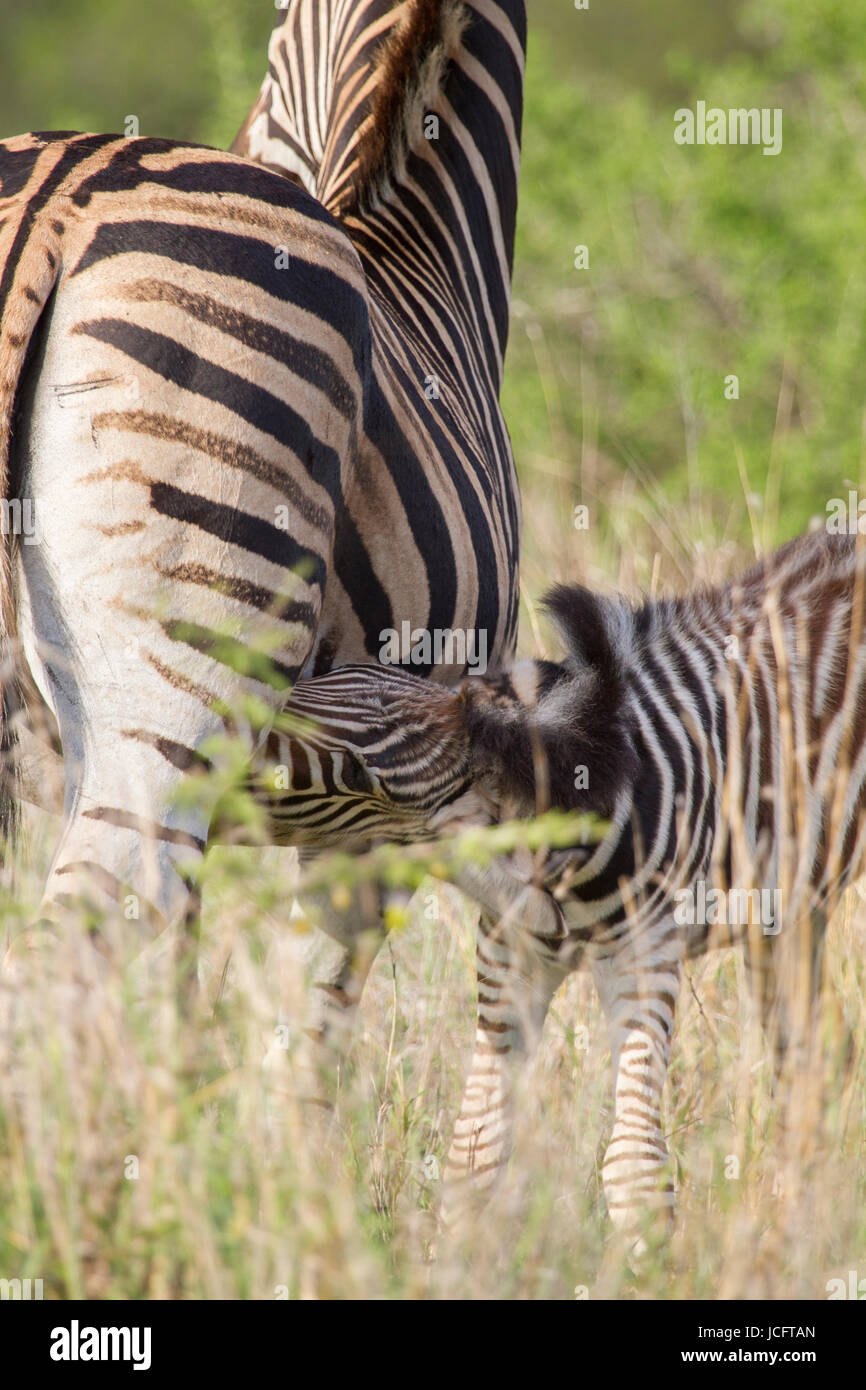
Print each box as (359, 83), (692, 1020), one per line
(589, 916), (685, 1257)
(442, 866), (569, 1227)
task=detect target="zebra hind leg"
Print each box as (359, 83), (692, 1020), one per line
(773, 909), (856, 1155)
(589, 920), (685, 1266)
(24, 745), (210, 979)
(441, 875), (569, 1237)
(746, 908), (853, 1093)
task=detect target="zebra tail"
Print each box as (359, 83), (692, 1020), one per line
(0, 683), (20, 858)
(0, 166), (64, 857)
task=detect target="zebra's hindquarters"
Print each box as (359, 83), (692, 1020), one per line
(2, 133), (376, 939)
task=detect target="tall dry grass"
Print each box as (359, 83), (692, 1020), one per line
(1, 471), (864, 1301)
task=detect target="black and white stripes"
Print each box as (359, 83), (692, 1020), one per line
(0, 3), (526, 953)
(237, 530), (866, 1246)
(254, 663), (477, 849)
(443, 530), (866, 1245)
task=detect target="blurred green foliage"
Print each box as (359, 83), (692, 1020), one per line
(0, 0), (270, 147)
(1, 0), (864, 544)
(506, 0), (866, 548)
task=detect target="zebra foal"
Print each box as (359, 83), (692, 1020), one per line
(246, 530), (864, 1247)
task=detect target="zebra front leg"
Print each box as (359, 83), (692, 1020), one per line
(589, 919), (685, 1260)
(442, 867), (568, 1231)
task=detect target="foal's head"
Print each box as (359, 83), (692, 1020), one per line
(261, 587), (636, 848)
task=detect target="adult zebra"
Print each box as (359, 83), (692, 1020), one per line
(0, 3), (525, 997)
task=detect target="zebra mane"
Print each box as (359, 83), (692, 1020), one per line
(346, 0), (468, 215)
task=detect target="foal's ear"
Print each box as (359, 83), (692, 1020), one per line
(456, 587), (636, 816)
